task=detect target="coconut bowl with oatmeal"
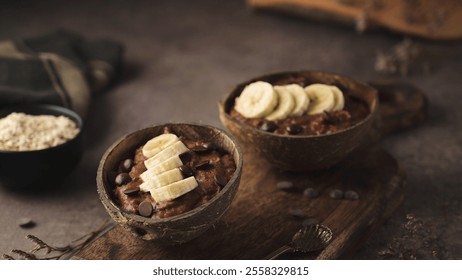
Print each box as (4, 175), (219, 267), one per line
(97, 123), (242, 244)
(219, 70), (379, 171)
(0, 104), (83, 190)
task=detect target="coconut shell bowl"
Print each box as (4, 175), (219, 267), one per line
(97, 123), (243, 244)
(219, 70), (378, 171)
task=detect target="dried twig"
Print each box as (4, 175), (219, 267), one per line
(3, 219), (113, 260)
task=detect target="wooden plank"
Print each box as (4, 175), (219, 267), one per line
(77, 79), (423, 259)
(247, 0), (462, 41)
(77, 146), (404, 260)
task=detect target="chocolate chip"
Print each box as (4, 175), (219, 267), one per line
(17, 218), (35, 229)
(121, 159), (134, 172)
(191, 145), (208, 152)
(289, 209), (306, 219)
(138, 200), (153, 217)
(303, 187), (319, 198)
(344, 190), (360, 200)
(286, 124), (303, 135)
(115, 173), (131, 186)
(202, 142), (213, 149)
(259, 121), (278, 132)
(179, 165), (194, 177)
(214, 171), (228, 187)
(302, 218), (319, 227)
(195, 160), (211, 170)
(123, 185), (140, 195)
(329, 189), (344, 199)
(179, 152), (193, 163)
(277, 181), (295, 192)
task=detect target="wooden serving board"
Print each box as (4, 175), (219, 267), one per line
(76, 80), (425, 260)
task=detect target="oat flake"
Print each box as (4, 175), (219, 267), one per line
(0, 112), (80, 151)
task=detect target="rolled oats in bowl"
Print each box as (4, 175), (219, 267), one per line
(0, 112), (80, 151)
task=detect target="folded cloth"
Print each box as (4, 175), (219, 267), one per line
(0, 29), (123, 117)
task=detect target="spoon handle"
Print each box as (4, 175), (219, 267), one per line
(264, 245), (294, 260)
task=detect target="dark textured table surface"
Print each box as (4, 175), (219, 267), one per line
(1, 0), (461, 259)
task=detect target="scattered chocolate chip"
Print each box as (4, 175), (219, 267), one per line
(121, 159), (134, 172)
(286, 124), (303, 135)
(202, 142), (213, 149)
(214, 171), (228, 187)
(289, 209), (306, 219)
(302, 218), (319, 227)
(123, 185), (140, 195)
(191, 145), (208, 152)
(277, 181), (294, 191)
(115, 173), (131, 186)
(329, 189), (344, 199)
(195, 160), (211, 170)
(259, 121), (278, 132)
(138, 200), (153, 217)
(344, 190), (360, 200)
(179, 165), (194, 177)
(179, 152), (193, 163)
(18, 218), (35, 229)
(303, 187), (319, 198)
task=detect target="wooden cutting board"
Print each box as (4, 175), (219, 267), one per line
(77, 80), (426, 260)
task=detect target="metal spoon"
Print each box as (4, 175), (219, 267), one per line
(265, 224), (333, 259)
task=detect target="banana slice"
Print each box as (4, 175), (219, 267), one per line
(140, 154), (183, 181)
(265, 86), (295, 121)
(140, 168), (184, 192)
(150, 176), (198, 202)
(283, 84), (310, 116)
(142, 133), (179, 158)
(235, 81), (278, 118)
(330, 86), (345, 111)
(304, 84), (335, 115)
(144, 141), (189, 170)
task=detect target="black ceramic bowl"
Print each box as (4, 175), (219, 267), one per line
(0, 104), (83, 190)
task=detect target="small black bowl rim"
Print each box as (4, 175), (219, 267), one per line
(221, 70), (379, 139)
(98, 122), (243, 224)
(0, 104), (83, 154)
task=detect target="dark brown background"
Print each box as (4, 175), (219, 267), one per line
(0, 0), (461, 259)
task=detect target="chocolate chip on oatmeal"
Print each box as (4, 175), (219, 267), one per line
(179, 165), (194, 177)
(138, 200), (153, 217)
(121, 159), (134, 172)
(123, 185), (140, 195)
(195, 160), (212, 170)
(191, 145), (208, 152)
(329, 189), (344, 199)
(286, 124), (303, 135)
(259, 121), (278, 132)
(115, 173), (131, 186)
(214, 170), (228, 187)
(344, 190), (360, 200)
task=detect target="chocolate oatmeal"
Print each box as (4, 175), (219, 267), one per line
(112, 134), (236, 219)
(229, 77), (370, 136)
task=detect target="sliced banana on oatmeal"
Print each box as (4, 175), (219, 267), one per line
(142, 133), (179, 158)
(144, 140), (189, 170)
(304, 84), (336, 115)
(139, 168), (184, 192)
(330, 85), (345, 111)
(150, 176), (199, 202)
(234, 81), (278, 118)
(265, 85), (295, 121)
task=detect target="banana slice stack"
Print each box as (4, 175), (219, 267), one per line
(139, 133), (198, 203)
(234, 81), (345, 120)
